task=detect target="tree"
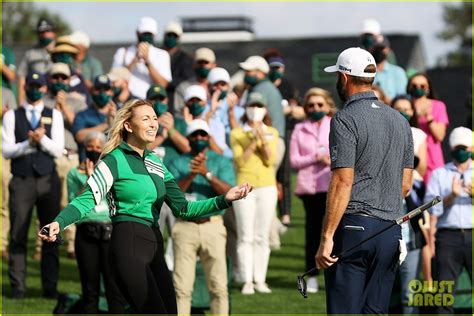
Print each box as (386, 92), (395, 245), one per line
(1, 2), (71, 45)
(437, 2), (472, 66)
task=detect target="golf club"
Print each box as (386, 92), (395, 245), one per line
(296, 196), (442, 298)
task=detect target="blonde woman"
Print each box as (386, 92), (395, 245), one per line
(39, 99), (252, 314)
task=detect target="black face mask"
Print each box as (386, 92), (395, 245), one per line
(85, 150), (101, 164)
(336, 75), (347, 103)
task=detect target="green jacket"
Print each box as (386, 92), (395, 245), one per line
(55, 141), (230, 230)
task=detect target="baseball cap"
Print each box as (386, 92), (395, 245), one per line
(324, 47), (376, 78)
(37, 18), (55, 33)
(93, 74), (112, 90)
(449, 127), (472, 149)
(195, 48), (216, 63)
(208, 67), (230, 85)
(137, 16), (158, 35)
(165, 21), (183, 37)
(50, 63), (71, 77)
(246, 92), (267, 106)
(51, 44), (80, 55)
(107, 67), (132, 82)
(268, 56), (285, 68)
(186, 119), (210, 136)
(146, 84), (168, 99)
(239, 56), (270, 74)
(26, 71), (47, 86)
(362, 19), (381, 35)
(70, 31), (91, 49)
(184, 85), (207, 102)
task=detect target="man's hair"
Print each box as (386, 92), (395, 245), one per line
(349, 64), (376, 85)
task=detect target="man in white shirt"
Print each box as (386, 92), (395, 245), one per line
(112, 16), (172, 99)
(2, 71), (64, 299)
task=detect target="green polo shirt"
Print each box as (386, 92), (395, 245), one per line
(2, 46), (16, 89)
(55, 141), (231, 230)
(167, 150), (235, 219)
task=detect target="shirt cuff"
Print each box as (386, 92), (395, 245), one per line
(215, 195), (232, 210)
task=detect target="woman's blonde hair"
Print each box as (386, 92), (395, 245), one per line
(101, 99), (153, 157)
(303, 87), (338, 117)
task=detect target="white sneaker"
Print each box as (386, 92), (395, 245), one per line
(307, 277), (319, 293)
(241, 282), (255, 295)
(254, 282), (272, 293)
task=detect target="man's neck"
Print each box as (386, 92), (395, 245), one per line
(346, 85), (373, 99)
(376, 61), (386, 72)
(454, 159), (471, 173)
(166, 47), (178, 56)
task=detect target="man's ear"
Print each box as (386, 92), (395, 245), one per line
(342, 73), (349, 85)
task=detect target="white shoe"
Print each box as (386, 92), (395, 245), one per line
(241, 282), (255, 295)
(307, 277), (319, 293)
(254, 282), (272, 293)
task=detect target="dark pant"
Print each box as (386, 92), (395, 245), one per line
(276, 134), (291, 217)
(8, 173), (60, 296)
(110, 221), (177, 314)
(434, 229), (472, 314)
(75, 223), (126, 313)
(300, 193), (327, 275)
(325, 214), (401, 314)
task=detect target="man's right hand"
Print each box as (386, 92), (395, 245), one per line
(315, 237), (338, 269)
(56, 90), (67, 110)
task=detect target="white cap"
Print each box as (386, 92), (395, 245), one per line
(108, 67), (132, 82)
(186, 119), (211, 136)
(50, 63), (71, 77)
(239, 56), (270, 74)
(324, 47), (376, 78)
(195, 47), (216, 63)
(165, 21), (183, 37)
(184, 85), (207, 102)
(362, 18), (381, 35)
(70, 31), (91, 49)
(208, 67), (230, 85)
(449, 127), (472, 149)
(137, 16), (158, 35)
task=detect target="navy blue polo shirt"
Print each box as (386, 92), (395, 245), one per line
(72, 107), (107, 161)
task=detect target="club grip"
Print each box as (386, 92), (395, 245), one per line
(396, 196), (441, 225)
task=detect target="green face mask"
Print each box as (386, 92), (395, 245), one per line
(26, 87), (44, 102)
(195, 67), (210, 79)
(38, 37), (54, 48)
(138, 33), (154, 44)
(53, 53), (74, 66)
(153, 101), (168, 116)
(218, 90), (228, 101)
(409, 88), (427, 98)
(451, 149), (471, 163)
(309, 111), (326, 121)
(48, 82), (70, 96)
(190, 140), (209, 153)
(244, 75), (259, 86)
(400, 111), (412, 121)
(164, 35), (178, 49)
(112, 87), (122, 98)
(268, 69), (283, 82)
(92, 92), (111, 108)
(188, 102), (205, 117)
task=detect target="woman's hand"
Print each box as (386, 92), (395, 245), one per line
(225, 183), (253, 202)
(38, 222), (60, 242)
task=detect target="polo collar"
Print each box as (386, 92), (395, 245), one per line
(343, 91), (378, 108)
(445, 160), (472, 172)
(119, 141), (152, 158)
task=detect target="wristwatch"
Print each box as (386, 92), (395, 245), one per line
(205, 171), (214, 181)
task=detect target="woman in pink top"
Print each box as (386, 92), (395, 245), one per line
(407, 73), (449, 183)
(289, 88), (336, 294)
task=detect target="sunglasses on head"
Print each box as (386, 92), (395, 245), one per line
(306, 102), (325, 108)
(190, 130), (208, 138)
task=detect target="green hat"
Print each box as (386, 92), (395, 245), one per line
(146, 84), (168, 99)
(246, 92), (267, 106)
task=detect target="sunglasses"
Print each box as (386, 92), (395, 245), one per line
(189, 130), (209, 137)
(306, 102), (325, 108)
(247, 103), (265, 108)
(410, 84), (427, 89)
(51, 74), (68, 81)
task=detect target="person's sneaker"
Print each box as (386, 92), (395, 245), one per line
(241, 282), (255, 295)
(307, 277), (319, 293)
(254, 282), (272, 293)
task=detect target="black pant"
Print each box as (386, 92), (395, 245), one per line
(276, 135), (291, 217)
(300, 193), (327, 275)
(75, 223), (126, 313)
(110, 221), (177, 314)
(8, 173), (60, 296)
(434, 229), (472, 314)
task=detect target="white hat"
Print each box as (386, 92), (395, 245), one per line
(449, 127), (472, 149)
(208, 67), (230, 85)
(70, 31), (91, 49)
(324, 47), (376, 78)
(186, 119), (210, 136)
(195, 47), (216, 63)
(50, 63), (71, 77)
(362, 19), (381, 35)
(137, 16), (158, 35)
(184, 85), (207, 102)
(239, 56), (270, 74)
(107, 67), (132, 82)
(165, 21), (183, 37)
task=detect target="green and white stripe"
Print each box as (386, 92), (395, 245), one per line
(87, 160), (114, 205)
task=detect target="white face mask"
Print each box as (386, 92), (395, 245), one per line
(246, 107), (267, 122)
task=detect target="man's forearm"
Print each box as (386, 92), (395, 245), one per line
(178, 174), (196, 192)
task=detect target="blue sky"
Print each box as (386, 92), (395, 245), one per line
(36, 1), (459, 67)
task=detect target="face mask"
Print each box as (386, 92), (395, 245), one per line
(400, 111), (412, 121)
(112, 87), (122, 98)
(268, 69), (283, 82)
(138, 33), (154, 44)
(153, 101), (168, 116)
(26, 87), (44, 102)
(371, 46), (387, 64)
(409, 88), (427, 98)
(38, 37), (54, 48)
(244, 75), (259, 86)
(195, 67), (210, 79)
(190, 139), (209, 153)
(336, 75), (347, 103)
(246, 107), (267, 122)
(52, 53), (74, 66)
(85, 150), (101, 164)
(48, 82), (70, 96)
(218, 90), (228, 101)
(361, 34), (376, 49)
(92, 92), (111, 108)
(164, 35), (178, 49)
(188, 102), (205, 117)
(309, 111), (326, 121)
(451, 149), (471, 163)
